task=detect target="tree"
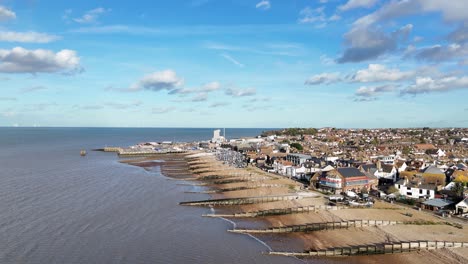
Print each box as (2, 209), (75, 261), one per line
(453, 182), (465, 199)
(402, 146), (411, 155)
(290, 142), (303, 151)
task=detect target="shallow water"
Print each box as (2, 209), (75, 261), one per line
(0, 128), (302, 264)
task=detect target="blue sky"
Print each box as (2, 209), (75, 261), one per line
(0, 0), (467, 128)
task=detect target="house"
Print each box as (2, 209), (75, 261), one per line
(375, 162), (398, 182)
(314, 167), (371, 194)
(286, 153), (312, 166)
(359, 163), (377, 175)
(273, 160), (294, 175)
(456, 197), (468, 214)
(414, 144), (437, 151)
(394, 177), (436, 200)
(394, 159), (408, 173)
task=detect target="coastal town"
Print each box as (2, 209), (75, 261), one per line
(110, 127), (468, 263)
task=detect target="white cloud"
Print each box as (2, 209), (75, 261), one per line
(298, 6), (326, 24)
(337, 24), (413, 63)
(256, 1), (271, 10)
(337, 0), (468, 63)
(351, 64), (414, 82)
(355, 84), (396, 97)
(338, 0), (378, 12)
(354, 1), (468, 29)
(298, 6), (342, 27)
(0, 31), (61, 43)
(225, 87), (256, 97)
(74, 7), (109, 24)
(405, 43), (468, 62)
(221, 53), (244, 67)
(0, 6), (16, 21)
(320, 54), (335, 65)
(401, 76), (468, 95)
(201, 81), (221, 92)
(131, 70), (184, 91)
(0, 47), (82, 74)
(305, 73), (341, 85)
(190, 93), (208, 102)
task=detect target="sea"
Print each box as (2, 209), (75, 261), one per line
(0, 127), (302, 264)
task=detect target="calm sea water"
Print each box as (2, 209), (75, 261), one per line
(0, 128), (301, 264)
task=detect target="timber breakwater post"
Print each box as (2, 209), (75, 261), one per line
(269, 241), (468, 257)
(179, 194), (317, 206)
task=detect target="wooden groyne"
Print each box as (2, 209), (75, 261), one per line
(118, 150), (187, 157)
(269, 241), (468, 257)
(230, 219), (402, 234)
(179, 194), (317, 206)
(203, 205), (346, 218)
(103, 147), (122, 152)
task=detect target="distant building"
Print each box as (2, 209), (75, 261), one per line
(212, 129), (226, 144)
(286, 153), (312, 166)
(312, 167), (372, 194)
(394, 177), (436, 200)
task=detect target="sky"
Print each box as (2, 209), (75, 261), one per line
(0, 0), (467, 128)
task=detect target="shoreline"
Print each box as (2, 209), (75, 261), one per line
(119, 151), (468, 263)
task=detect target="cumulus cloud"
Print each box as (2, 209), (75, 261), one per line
(350, 64), (414, 82)
(305, 73), (341, 85)
(0, 6), (16, 21)
(448, 24), (468, 43)
(0, 31), (61, 43)
(167, 81), (220, 95)
(405, 43), (468, 62)
(0, 47), (82, 74)
(190, 93), (208, 102)
(225, 87), (256, 97)
(201, 81), (221, 92)
(337, 24), (413, 63)
(338, 0), (378, 12)
(401, 76), (468, 95)
(337, 0), (468, 63)
(355, 84), (397, 98)
(131, 70), (184, 92)
(256, 1), (271, 10)
(74, 7), (109, 24)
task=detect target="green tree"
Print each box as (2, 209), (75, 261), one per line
(402, 146), (411, 155)
(453, 182), (465, 200)
(290, 142), (303, 151)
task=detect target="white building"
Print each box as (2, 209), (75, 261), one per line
(394, 178), (435, 200)
(212, 129), (226, 144)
